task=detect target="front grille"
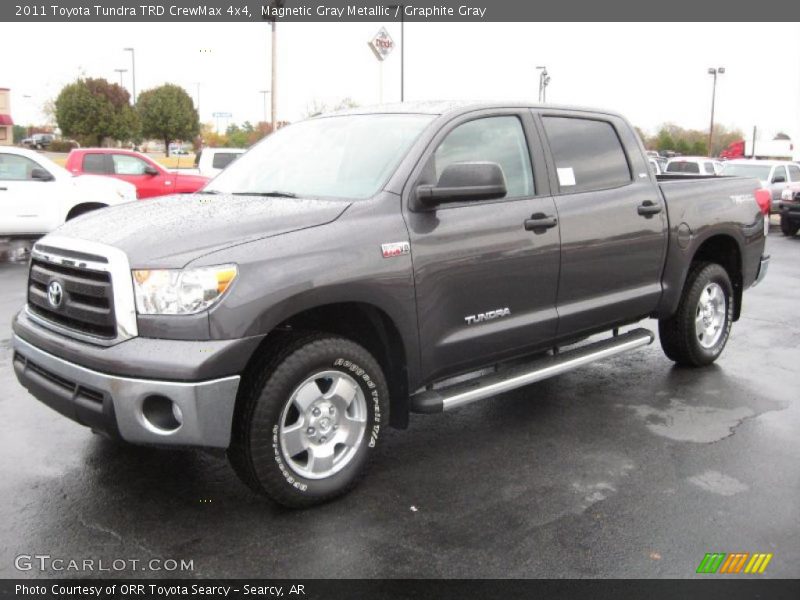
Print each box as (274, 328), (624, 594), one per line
(27, 257), (117, 339)
(13, 352), (105, 408)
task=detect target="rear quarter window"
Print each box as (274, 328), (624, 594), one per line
(541, 117), (631, 192)
(82, 153), (108, 174)
(211, 152), (239, 170)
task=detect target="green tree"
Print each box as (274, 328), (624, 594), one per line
(690, 140), (708, 156)
(675, 139), (691, 155)
(54, 78), (138, 146)
(12, 125), (27, 143)
(655, 129), (675, 152)
(137, 84), (199, 156)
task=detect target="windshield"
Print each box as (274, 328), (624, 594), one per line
(206, 114), (435, 199)
(720, 163), (772, 180)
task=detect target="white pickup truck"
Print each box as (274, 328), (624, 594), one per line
(0, 147), (136, 237)
(192, 147), (245, 177)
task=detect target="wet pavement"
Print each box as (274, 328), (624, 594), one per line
(0, 232), (798, 579)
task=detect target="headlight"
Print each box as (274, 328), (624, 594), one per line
(132, 264), (237, 315)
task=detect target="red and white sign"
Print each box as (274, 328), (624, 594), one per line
(368, 27), (395, 62)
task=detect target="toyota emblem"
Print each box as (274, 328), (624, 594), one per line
(47, 281), (64, 308)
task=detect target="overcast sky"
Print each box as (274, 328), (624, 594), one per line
(2, 22), (799, 140)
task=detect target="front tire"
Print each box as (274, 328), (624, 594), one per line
(659, 262), (734, 367)
(228, 333), (388, 508)
(780, 215), (800, 237)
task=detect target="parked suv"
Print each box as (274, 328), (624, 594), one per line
(12, 102), (769, 507)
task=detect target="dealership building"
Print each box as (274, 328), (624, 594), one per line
(0, 88), (12, 145)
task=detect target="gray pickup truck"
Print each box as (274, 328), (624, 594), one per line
(12, 102), (769, 507)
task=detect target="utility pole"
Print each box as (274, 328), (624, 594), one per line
(270, 20), (277, 129)
(194, 82), (201, 118)
(123, 47), (136, 104)
(707, 67), (725, 157)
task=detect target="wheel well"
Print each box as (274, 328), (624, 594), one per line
(691, 235), (743, 320)
(66, 202), (107, 221)
(245, 303), (410, 429)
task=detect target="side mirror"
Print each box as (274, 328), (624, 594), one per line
(30, 167), (54, 182)
(144, 165), (159, 176)
(772, 174), (786, 184)
(416, 162), (507, 208)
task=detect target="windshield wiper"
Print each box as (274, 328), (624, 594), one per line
(232, 190), (298, 198)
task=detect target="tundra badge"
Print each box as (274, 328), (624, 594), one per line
(465, 308), (511, 325)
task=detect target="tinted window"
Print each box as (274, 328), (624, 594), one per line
(666, 161), (700, 174)
(788, 165), (800, 182)
(212, 152), (240, 170)
(772, 166), (788, 183)
(82, 153), (108, 174)
(112, 154), (149, 175)
(704, 162), (715, 174)
(0, 153), (43, 180)
(433, 116), (533, 198)
(542, 117), (630, 192)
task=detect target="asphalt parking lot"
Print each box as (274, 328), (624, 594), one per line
(0, 232), (798, 579)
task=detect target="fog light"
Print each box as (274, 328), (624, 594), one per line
(141, 395), (183, 433)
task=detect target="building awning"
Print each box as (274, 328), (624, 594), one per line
(0, 115), (13, 126)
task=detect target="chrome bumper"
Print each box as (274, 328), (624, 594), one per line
(12, 335), (240, 448)
(753, 255), (770, 287)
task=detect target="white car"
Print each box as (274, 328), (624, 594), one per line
(719, 159), (800, 213)
(664, 156), (723, 176)
(648, 158), (662, 175)
(0, 147), (136, 236)
(193, 147), (245, 178)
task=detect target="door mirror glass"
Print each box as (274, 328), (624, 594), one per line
(416, 162), (507, 207)
(144, 165), (159, 176)
(772, 174), (786, 184)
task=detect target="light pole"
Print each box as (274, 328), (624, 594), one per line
(194, 82), (201, 119)
(114, 68), (127, 86)
(536, 66), (550, 103)
(388, 5), (405, 101)
(123, 47), (136, 104)
(707, 67), (725, 157)
(259, 90), (271, 125)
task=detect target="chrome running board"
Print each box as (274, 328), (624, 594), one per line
(410, 328), (654, 413)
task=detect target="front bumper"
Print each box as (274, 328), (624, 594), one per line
(12, 334), (241, 448)
(753, 255), (770, 287)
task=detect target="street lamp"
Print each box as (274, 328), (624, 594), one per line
(259, 90), (271, 125)
(536, 66), (550, 103)
(114, 68), (128, 86)
(707, 67), (725, 157)
(123, 47), (137, 104)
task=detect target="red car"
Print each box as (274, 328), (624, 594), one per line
(65, 149), (208, 199)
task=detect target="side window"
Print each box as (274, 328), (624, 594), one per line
(82, 153), (108, 174)
(112, 154), (150, 175)
(212, 152), (239, 170)
(787, 165), (800, 182)
(772, 166), (788, 183)
(0, 153), (43, 180)
(704, 162), (715, 174)
(432, 116), (534, 198)
(542, 117), (631, 192)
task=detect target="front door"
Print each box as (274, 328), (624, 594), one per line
(0, 152), (54, 234)
(404, 111), (561, 383)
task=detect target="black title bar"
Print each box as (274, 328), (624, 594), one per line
(4, 0), (800, 21)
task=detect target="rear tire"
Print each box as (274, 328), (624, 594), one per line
(659, 262), (733, 367)
(780, 215), (800, 237)
(228, 333), (388, 508)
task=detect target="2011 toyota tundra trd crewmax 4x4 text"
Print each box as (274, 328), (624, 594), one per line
(12, 102), (770, 507)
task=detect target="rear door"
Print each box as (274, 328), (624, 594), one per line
(404, 110), (561, 382)
(536, 111), (667, 337)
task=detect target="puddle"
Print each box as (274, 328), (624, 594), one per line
(688, 470), (748, 496)
(626, 398), (754, 443)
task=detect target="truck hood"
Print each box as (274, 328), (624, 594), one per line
(51, 193), (352, 267)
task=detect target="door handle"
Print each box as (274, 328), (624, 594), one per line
(524, 213), (558, 233)
(0, 187), (7, 191)
(637, 200), (662, 217)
